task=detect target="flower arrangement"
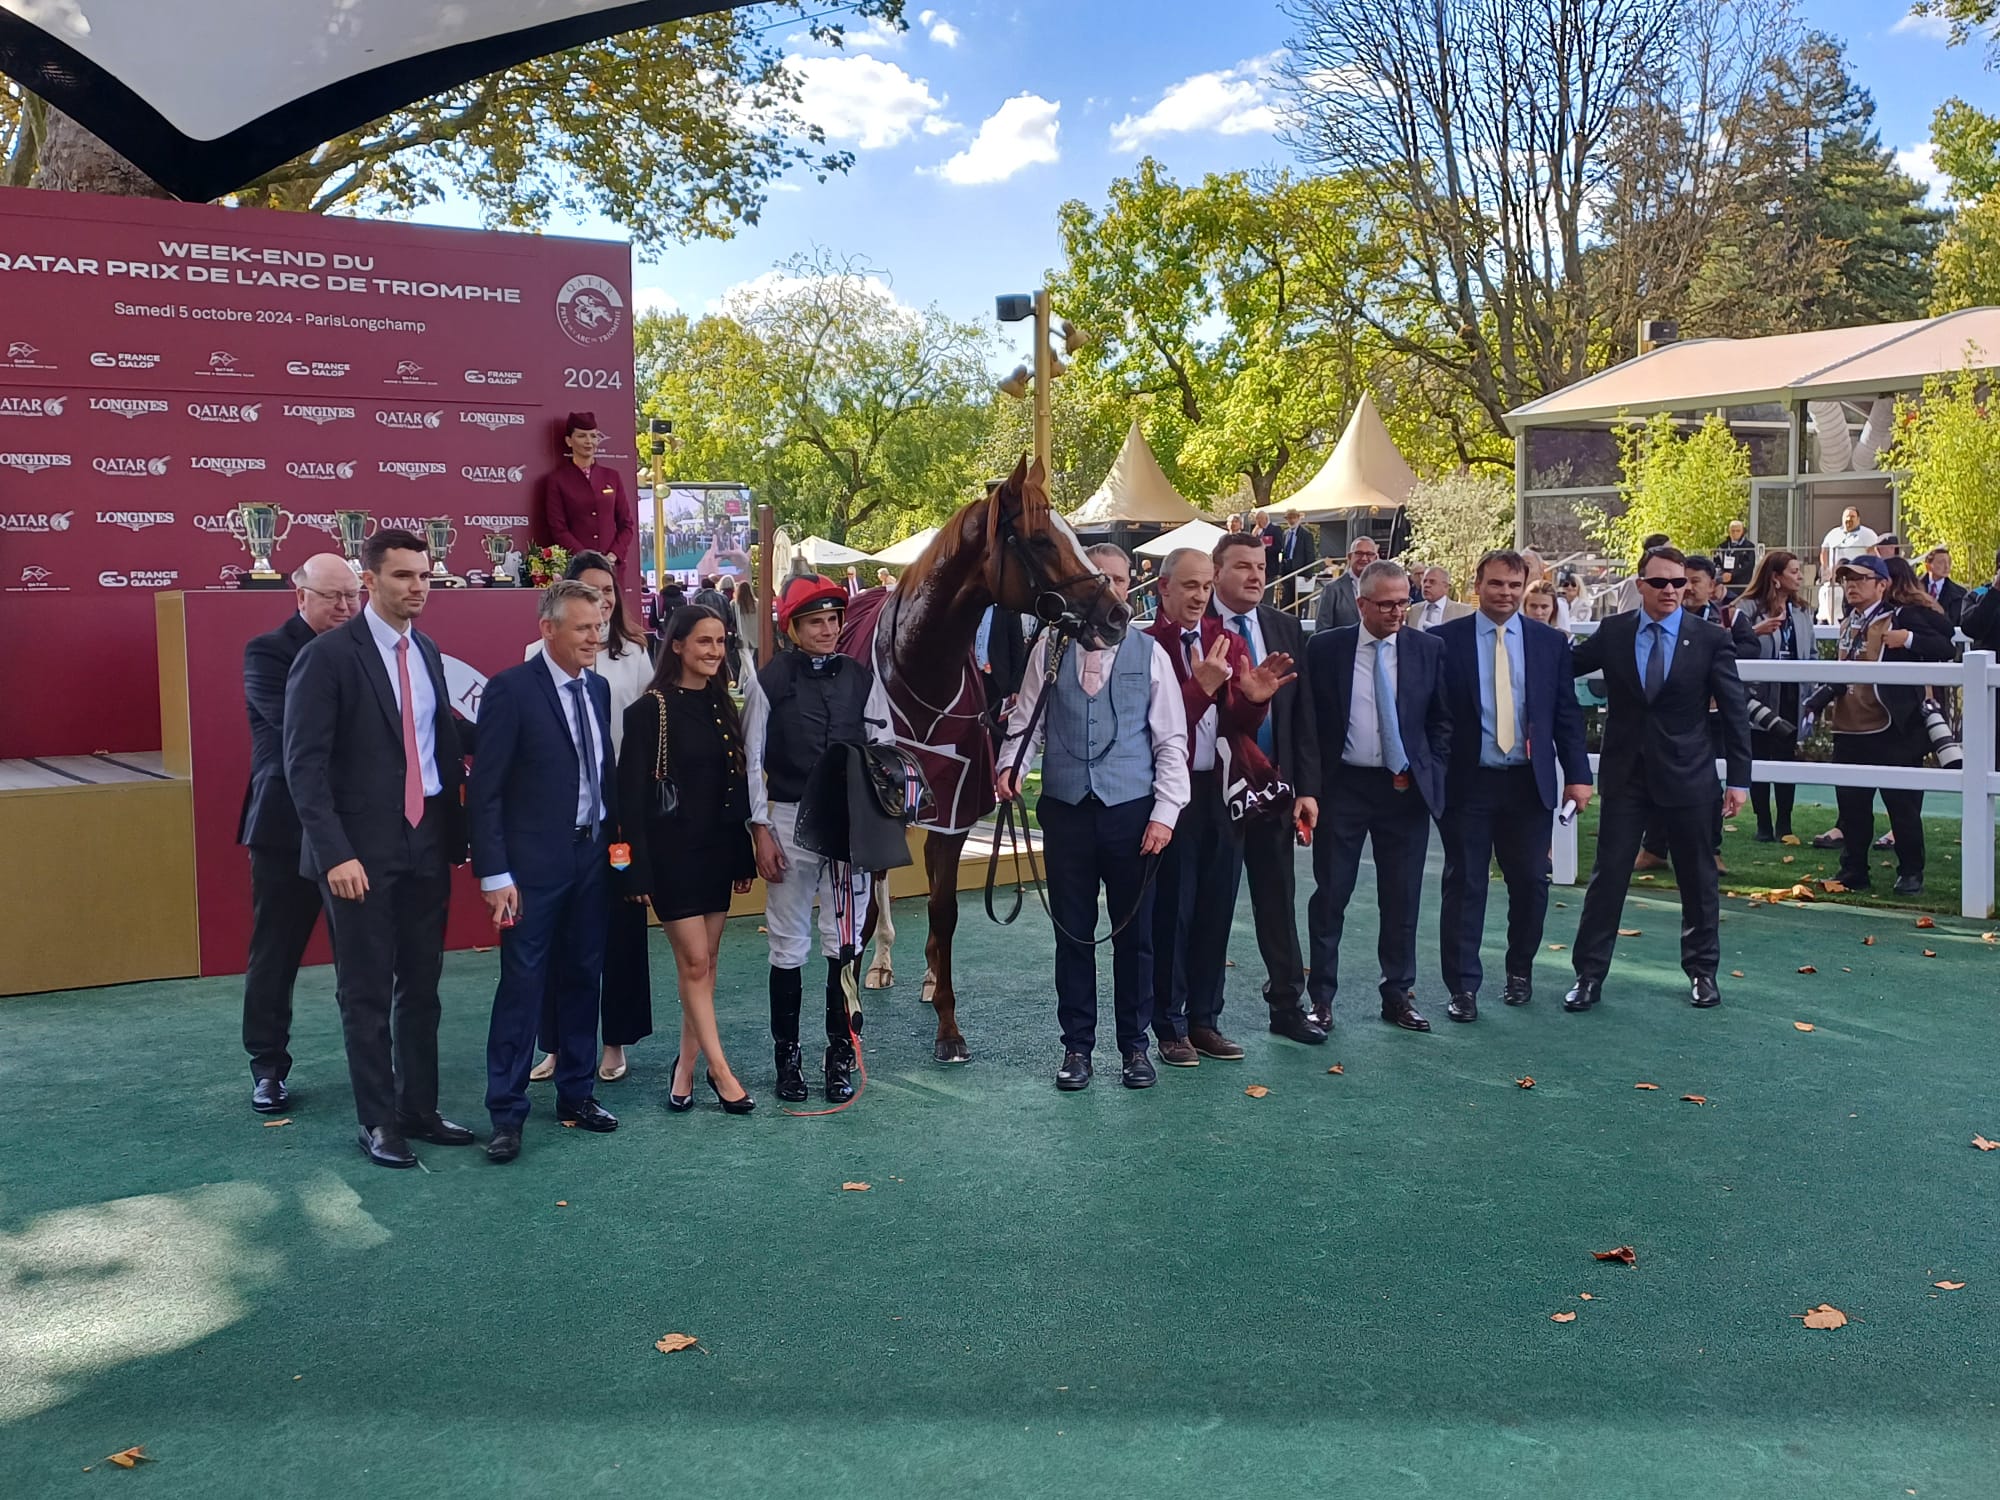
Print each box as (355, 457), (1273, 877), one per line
(526, 545), (570, 587)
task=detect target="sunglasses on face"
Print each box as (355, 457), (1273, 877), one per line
(1638, 576), (1688, 590)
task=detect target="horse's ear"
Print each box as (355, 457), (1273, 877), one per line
(1007, 453), (1028, 487)
(1023, 455), (1049, 521)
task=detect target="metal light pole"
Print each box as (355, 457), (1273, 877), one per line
(997, 290), (1081, 479)
(1031, 288), (1052, 476)
(648, 417), (671, 591)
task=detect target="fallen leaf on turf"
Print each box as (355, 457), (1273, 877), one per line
(1617, 928), (1642, 936)
(1546, 943), (1566, 951)
(1635, 1082), (1660, 1090)
(1794, 1022), (1815, 1032)
(1917, 916), (1937, 929)
(560, 1120), (577, 1128)
(1593, 1246), (1638, 1265)
(655, 1333), (700, 1354)
(1579, 1293), (1594, 1300)
(1730, 970), (1745, 978)
(1797, 1304), (1848, 1330)
(104, 1447), (151, 1469)
(1863, 935), (1876, 945)
(756, 925), (767, 933)
(842, 1182), (871, 1191)
(1820, 880), (1851, 894)
(1936, 1280), (1966, 1290)
(1984, 932), (1997, 944)
(1245, 1085), (1270, 1098)
(262, 1118), (292, 1128)
(1723, 822), (1739, 832)
(555, 1200), (569, 1208)
(1550, 1311), (1577, 1323)
(1514, 1076), (1535, 1089)
(1782, 855), (1795, 864)
(1973, 1135), (2000, 1151)
(1683, 1094), (1708, 1105)
(1781, 834), (1802, 846)
(1327, 1064), (1344, 1075)
(1924, 950), (1938, 958)
(1790, 884), (1816, 900)
(1797, 965), (1817, 974)
(1637, 874), (1655, 882)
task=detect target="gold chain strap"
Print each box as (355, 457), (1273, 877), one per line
(648, 687), (670, 782)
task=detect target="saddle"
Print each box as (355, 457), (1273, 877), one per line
(794, 741), (934, 871)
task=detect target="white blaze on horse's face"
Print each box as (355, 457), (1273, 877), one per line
(1041, 511), (1131, 648)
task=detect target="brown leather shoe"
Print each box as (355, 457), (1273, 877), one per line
(1633, 850), (1668, 871)
(1379, 993), (1432, 1032)
(1189, 1026), (1244, 1060)
(1157, 1036), (1200, 1067)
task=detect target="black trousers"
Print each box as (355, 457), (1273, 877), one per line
(1040, 792), (1156, 1056)
(1306, 766), (1431, 1014)
(317, 799), (451, 1132)
(1437, 764), (1550, 997)
(1833, 732), (1926, 884)
(489, 836), (610, 1127)
(1152, 769), (1244, 1041)
(242, 845), (326, 1082)
(1749, 727), (1798, 835)
(540, 890), (653, 1052)
(1573, 786), (1720, 982)
(1240, 807), (1307, 1012)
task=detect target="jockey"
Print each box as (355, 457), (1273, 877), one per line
(743, 572), (895, 1102)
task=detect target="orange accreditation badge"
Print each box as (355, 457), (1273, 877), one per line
(608, 842), (632, 870)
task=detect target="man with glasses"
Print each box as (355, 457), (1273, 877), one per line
(1304, 560), (1452, 1033)
(1565, 546), (1751, 1014)
(236, 553), (361, 1114)
(1314, 535), (1380, 631)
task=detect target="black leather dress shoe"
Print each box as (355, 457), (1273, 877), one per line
(1689, 974), (1722, 1008)
(251, 1078), (290, 1114)
(558, 1099), (619, 1132)
(1307, 1001), (1333, 1030)
(1502, 974), (1533, 1006)
(824, 1042), (857, 1104)
(1380, 993), (1431, 1032)
(357, 1126), (416, 1169)
(1563, 977), (1602, 1012)
(1121, 1051), (1157, 1089)
(1055, 1051), (1093, 1091)
(486, 1129), (522, 1164)
(1893, 873), (1925, 896)
(773, 1043), (808, 1103)
(397, 1113), (474, 1146)
(1446, 992), (1478, 1023)
(1269, 1008), (1329, 1044)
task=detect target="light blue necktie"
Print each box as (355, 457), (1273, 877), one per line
(1374, 638), (1408, 774)
(1231, 614), (1275, 757)
(566, 678), (599, 832)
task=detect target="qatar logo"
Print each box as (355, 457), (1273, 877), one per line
(21, 565), (52, 582)
(556, 273), (625, 346)
(283, 403), (353, 425)
(96, 509), (175, 531)
(463, 368), (523, 386)
(194, 513), (240, 532)
(189, 401), (262, 424)
(460, 464), (527, 485)
(378, 515), (428, 530)
(286, 460), (357, 481)
(375, 409), (442, 430)
(93, 456), (172, 477)
(0, 510), (72, 532)
(380, 460), (447, 481)
(192, 456), (267, 477)
(286, 359), (351, 378)
(6, 340), (52, 366)
(90, 351), (163, 370)
(462, 411), (525, 432)
(396, 360), (423, 378)
(91, 397), (168, 419)
(0, 453), (72, 474)
(15, 564), (62, 591)
(0, 395), (65, 417)
(210, 351), (237, 371)
(217, 564), (247, 585)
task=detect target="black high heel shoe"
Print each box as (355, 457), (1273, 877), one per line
(707, 1071), (756, 1114)
(666, 1055), (694, 1113)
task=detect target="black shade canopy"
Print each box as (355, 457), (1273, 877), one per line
(0, 1), (758, 202)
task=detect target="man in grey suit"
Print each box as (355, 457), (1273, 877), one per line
(1314, 534), (1379, 631)
(1412, 567), (1475, 631)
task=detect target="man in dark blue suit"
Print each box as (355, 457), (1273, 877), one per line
(469, 578), (622, 1163)
(1305, 560), (1452, 1032)
(1431, 550), (1594, 1022)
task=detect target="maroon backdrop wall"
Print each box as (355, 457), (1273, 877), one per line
(0, 187), (634, 758)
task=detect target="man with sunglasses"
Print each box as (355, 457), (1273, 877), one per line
(1566, 545), (1751, 1013)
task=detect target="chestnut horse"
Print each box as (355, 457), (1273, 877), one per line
(839, 455), (1128, 1061)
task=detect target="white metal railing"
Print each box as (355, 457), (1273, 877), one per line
(1550, 650), (1999, 919)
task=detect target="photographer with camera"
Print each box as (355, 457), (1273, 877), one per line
(1732, 550), (1815, 843)
(1818, 555), (1953, 896)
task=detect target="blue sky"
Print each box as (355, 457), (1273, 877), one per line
(417, 0), (1996, 336)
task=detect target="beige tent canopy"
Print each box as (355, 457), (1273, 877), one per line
(1283, 393), (1420, 521)
(1067, 422), (1208, 527)
(1135, 519), (1227, 558)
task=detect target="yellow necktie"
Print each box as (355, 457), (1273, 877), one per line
(1494, 628), (1516, 755)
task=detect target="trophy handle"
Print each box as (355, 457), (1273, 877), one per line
(271, 510), (294, 543)
(362, 515), (378, 538)
(442, 526), (459, 551)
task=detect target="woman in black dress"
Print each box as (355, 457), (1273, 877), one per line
(619, 606), (758, 1113)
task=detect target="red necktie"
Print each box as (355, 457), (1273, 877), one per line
(396, 636), (423, 826)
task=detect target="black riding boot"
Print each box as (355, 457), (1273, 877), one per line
(824, 955), (862, 1103)
(770, 965), (807, 1103)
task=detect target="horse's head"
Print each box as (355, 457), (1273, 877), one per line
(985, 455), (1130, 649)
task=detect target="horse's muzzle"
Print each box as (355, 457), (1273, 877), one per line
(1075, 598), (1132, 651)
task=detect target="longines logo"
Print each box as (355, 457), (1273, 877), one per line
(93, 456), (172, 477)
(200, 350), (253, 379)
(463, 369), (523, 386)
(90, 351), (162, 370)
(5, 340), (55, 369)
(375, 409), (442, 430)
(286, 359), (352, 378)
(96, 510), (175, 531)
(192, 456), (266, 477)
(462, 411), (525, 431)
(460, 464), (526, 485)
(0, 510), (72, 532)
(98, 569), (180, 588)
(286, 460), (357, 481)
(91, 397), (168, 419)
(380, 460), (446, 481)
(189, 401), (262, 424)
(193, 513), (239, 532)
(556, 273), (626, 346)
(0, 453), (71, 473)
(466, 514), (530, 529)
(0, 395), (66, 418)
(292, 513), (341, 536)
(283, 403), (353, 425)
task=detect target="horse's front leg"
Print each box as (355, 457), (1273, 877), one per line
(924, 830), (970, 1062)
(863, 871), (895, 989)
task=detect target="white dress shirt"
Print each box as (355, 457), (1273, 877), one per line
(1417, 598), (1448, 631)
(1342, 629), (1400, 768)
(481, 648), (604, 893)
(1001, 634), (1191, 829)
(363, 602), (440, 796)
(525, 626), (652, 756)
(1171, 626), (1221, 771)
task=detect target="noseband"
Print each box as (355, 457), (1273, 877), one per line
(988, 498), (1116, 639)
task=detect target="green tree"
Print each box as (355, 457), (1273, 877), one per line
(1908, 0), (2000, 66)
(1401, 473), (1517, 602)
(1586, 412), (1752, 564)
(1928, 98), (2000, 312)
(1885, 368), (2000, 571)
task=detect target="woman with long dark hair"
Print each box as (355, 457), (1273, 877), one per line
(619, 605), (758, 1113)
(1734, 549), (1815, 842)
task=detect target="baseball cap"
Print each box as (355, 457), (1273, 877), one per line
(1835, 555), (1888, 581)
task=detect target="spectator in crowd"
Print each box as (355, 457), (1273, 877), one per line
(1313, 534), (1380, 632)
(1225, 513), (1245, 533)
(877, 567), (896, 592)
(1412, 566), (1473, 631)
(1819, 506), (1879, 621)
(844, 566), (863, 598)
(734, 579), (760, 678)
(1733, 550), (1815, 844)
(1559, 572), (1590, 624)
(1256, 508), (1281, 586)
(691, 572), (739, 684)
(1921, 546), (1966, 622)
(1715, 520), (1758, 596)
(1875, 533), (1903, 560)
(1277, 508), (1317, 611)
(1522, 578), (1560, 627)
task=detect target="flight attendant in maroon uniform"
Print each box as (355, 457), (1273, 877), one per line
(539, 411), (635, 577)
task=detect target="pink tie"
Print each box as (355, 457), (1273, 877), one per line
(1081, 649), (1104, 696)
(396, 636), (423, 826)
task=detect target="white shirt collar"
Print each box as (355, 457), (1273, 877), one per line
(363, 602), (408, 649)
(542, 645), (585, 685)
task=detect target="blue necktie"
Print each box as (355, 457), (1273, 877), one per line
(566, 678), (598, 831)
(1231, 614), (1275, 757)
(1643, 623), (1666, 701)
(1374, 638), (1408, 773)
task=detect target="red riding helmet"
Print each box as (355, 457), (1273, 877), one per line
(778, 573), (848, 635)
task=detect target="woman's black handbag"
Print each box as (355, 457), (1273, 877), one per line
(645, 688), (681, 818)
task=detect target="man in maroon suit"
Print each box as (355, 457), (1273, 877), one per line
(538, 411), (635, 577)
(1144, 546), (1294, 1065)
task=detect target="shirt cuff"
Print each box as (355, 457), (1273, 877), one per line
(1148, 801), (1183, 831)
(479, 873), (514, 892)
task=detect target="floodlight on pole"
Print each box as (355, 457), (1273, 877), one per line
(997, 365), (1031, 400)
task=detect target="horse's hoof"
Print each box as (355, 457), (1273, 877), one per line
(919, 974), (937, 1006)
(933, 1038), (971, 1064)
(863, 962), (893, 990)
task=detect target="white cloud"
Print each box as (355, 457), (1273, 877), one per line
(1898, 141), (1948, 202)
(930, 18), (962, 47)
(931, 94), (1061, 185)
(710, 269), (918, 328)
(788, 54), (953, 149)
(789, 15), (906, 51)
(1110, 53), (1285, 152)
(634, 286), (681, 316)
(1891, 12), (1953, 40)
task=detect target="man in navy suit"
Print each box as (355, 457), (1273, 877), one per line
(1305, 560), (1452, 1032)
(238, 552), (360, 1113)
(1431, 550), (1593, 1022)
(469, 578), (622, 1163)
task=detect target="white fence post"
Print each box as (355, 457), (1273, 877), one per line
(1960, 650), (1995, 921)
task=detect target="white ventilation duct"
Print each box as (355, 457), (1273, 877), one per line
(1808, 397), (1896, 473)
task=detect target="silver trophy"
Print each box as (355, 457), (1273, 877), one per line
(481, 531), (517, 585)
(333, 509), (376, 575)
(425, 516), (462, 586)
(226, 502), (294, 582)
